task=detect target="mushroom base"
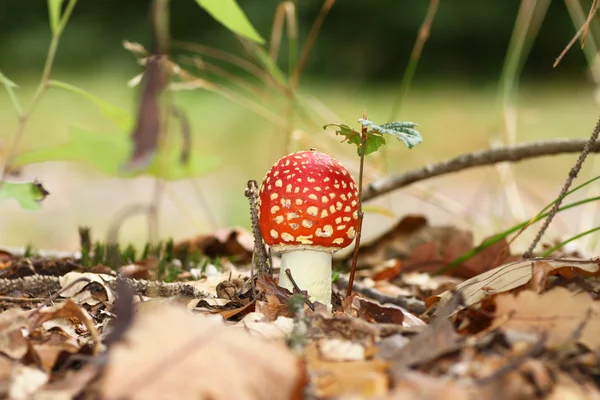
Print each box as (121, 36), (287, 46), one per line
(278, 249), (332, 311)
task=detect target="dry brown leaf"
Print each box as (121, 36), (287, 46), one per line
(30, 299), (101, 354)
(388, 371), (475, 399)
(174, 226), (255, 264)
(494, 286), (600, 350)
(9, 364), (48, 400)
(304, 342), (388, 398)
(0, 308), (30, 359)
(100, 303), (303, 400)
(429, 258), (600, 317)
(59, 272), (115, 306)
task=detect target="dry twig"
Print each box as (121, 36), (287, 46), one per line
(362, 138), (600, 202)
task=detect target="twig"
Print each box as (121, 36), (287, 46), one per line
(245, 180), (269, 276)
(346, 111), (368, 297)
(334, 275), (426, 315)
(389, 0), (440, 119)
(290, 0), (336, 89)
(0, 275), (208, 299)
(554, 0), (600, 68)
(285, 268), (315, 311)
(522, 116), (600, 258)
(362, 138), (600, 203)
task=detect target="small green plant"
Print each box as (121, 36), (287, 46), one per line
(324, 114), (422, 296)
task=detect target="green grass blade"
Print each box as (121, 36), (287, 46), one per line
(541, 226), (600, 257)
(47, 80), (133, 130)
(195, 0), (265, 44)
(0, 71), (23, 116)
(433, 195), (600, 276)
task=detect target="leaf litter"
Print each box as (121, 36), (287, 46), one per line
(0, 215), (599, 398)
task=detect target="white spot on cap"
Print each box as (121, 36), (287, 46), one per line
(274, 171), (280, 177)
(270, 193), (278, 200)
(335, 217), (342, 224)
(270, 229), (278, 239)
(337, 224), (346, 231)
(333, 184), (340, 189)
(321, 209), (328, 218)
(351, 200), (357, 207)
(307, 177), (316, 183)
(307, 206), (318, 216)
(315, 225), (333, 237)
(287, 212), (299, 220)
(297, 235), (313, 244)
(274, 215), (284, 224)
(290, 223), (299, 230)
(353, 211), (358, 219)
(324, 177), (330, 182)
(294, 187), (300, 193)
(321, 196), (329, 203)
(295, 199), (303, 205)
(329, 193), (336, 199)
(286, 184), (292, 193)
(347, 227), (356, 239)
(329, 205), (336, 214)
(341, 181), (347, 188)
(302, 220), (313, 228)
(315, 187), (322, 192)
(336, 202), (342, 210)
(282, 232), (294, 242)
(302, 188), (309, 193)
(309, 194), (318, 201)
(340, 194), (347, 201)
(344, 206), (351, 212)
(275, 179), (283, 187)
(271, 206), (280, 214)
(333, 238), (344, 245)
(343, 216), (351, 222)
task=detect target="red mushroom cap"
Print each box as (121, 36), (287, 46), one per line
(257, 149), (359, 253)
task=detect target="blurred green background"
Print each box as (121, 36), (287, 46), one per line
(1, 0), (599, 255)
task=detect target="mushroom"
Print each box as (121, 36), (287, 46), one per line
(257, 149), (359, 310)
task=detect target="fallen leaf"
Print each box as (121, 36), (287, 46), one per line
(174, 226), (255, 264)
(304, 342), (388, 398)
(318, 338), (365, 362)
(356, 298), (404, 325)
(100, 303), (304, 400)
(59, 272), (115, 306)
(493, 286), (600, 350)
(0, 308), (30, 359)
(30, 299), (101, 354)
(429, 258), (600, 317)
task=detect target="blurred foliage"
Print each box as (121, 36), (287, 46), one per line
(0, 0), (590, 82)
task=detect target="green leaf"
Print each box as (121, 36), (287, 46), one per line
(12, 126), (221, 181)
(323, 123), (386, 156)
(195, 0), (265, 44)
(47, 0), (64, 35)
(0, 71), (23, 115)
(363, 134), (386, 155)
(359, 119), (423, 149)
(47, 80), (133, 131)
(0, 181), (49, 210)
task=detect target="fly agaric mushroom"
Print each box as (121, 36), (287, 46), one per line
(257, 149), (359, 309)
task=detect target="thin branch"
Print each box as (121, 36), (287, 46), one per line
(335, 275), (426, 315)
(0, 0), (78, 183)
(554, 0), (600, 68)
(291, 0), (336, 89)
(362, 138), (600, 203)
(389, 0), (439, 120)
(522, 116), (600, 258)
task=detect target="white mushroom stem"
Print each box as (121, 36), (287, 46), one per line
(278, 249), (332, 311)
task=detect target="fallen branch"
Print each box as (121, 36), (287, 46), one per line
(362, 138), (600, 202)
(335, 275), (426, 315)
(0, 275), (208, 299)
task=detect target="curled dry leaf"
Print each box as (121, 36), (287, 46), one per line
(429, 258), (600, 317)
(31, 299), (102, 355)
(493, 286), (600, 350)
(100, 303), (304, 400)
(59, 272), (115, 306)
(0, 308), (30, 359)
